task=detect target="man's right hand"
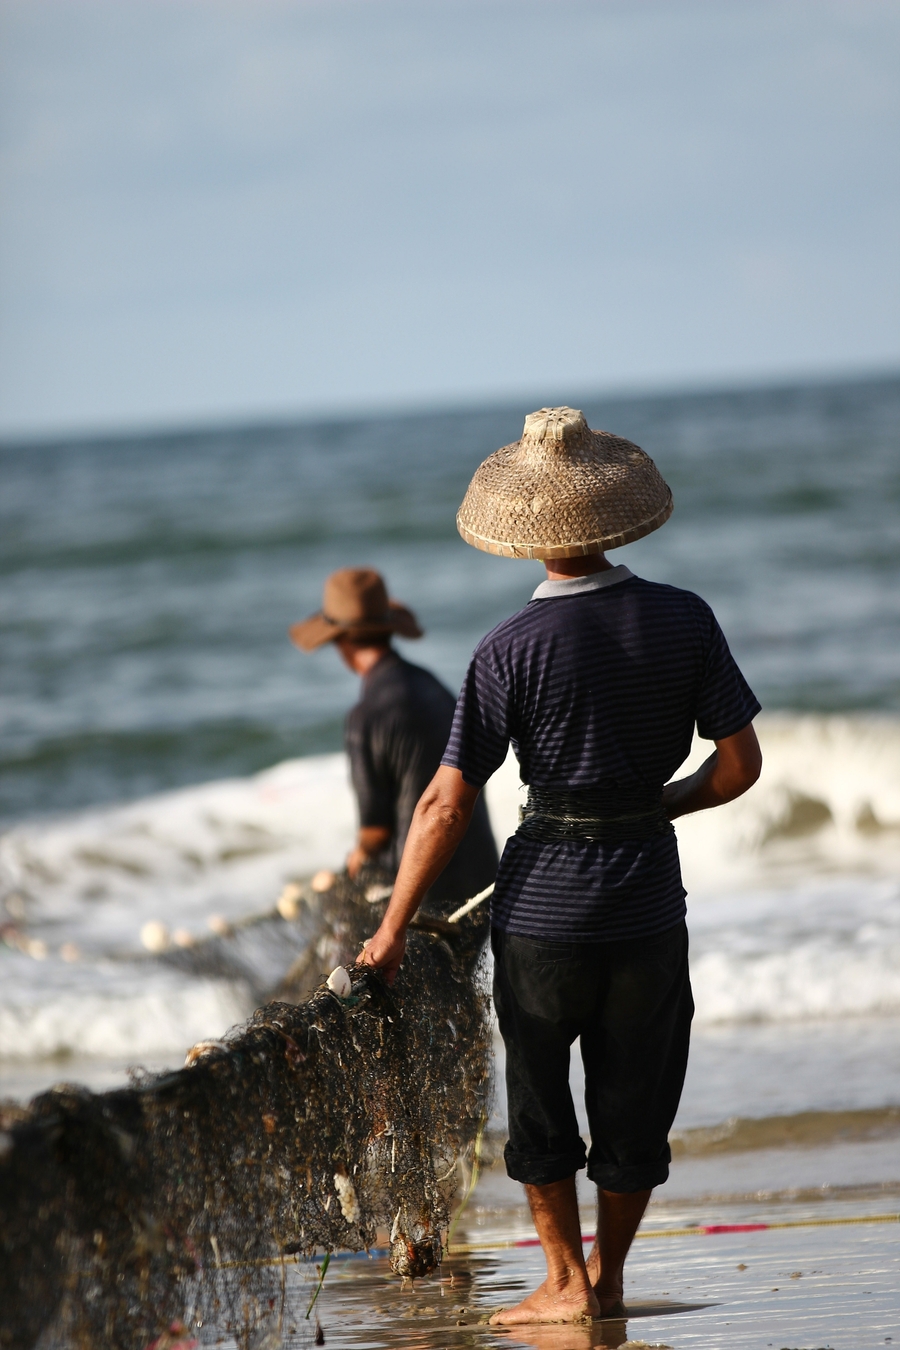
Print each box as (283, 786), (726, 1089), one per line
(360, 925), (407, 984)
(358, 766), (481, 984)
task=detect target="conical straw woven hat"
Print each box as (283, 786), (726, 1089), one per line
(456, 406), (673, 559)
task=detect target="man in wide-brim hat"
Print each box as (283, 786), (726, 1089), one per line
(362, 408), (762, 1324)
(291, 566), (498, 906)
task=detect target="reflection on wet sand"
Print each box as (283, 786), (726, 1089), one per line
(491, 1317), (631, 1349)
(292, 1251), (658, 1349)
(299, 1187), (900, 1350)
(489, 1300), (713, 1349)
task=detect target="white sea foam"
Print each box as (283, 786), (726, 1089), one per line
(0, 752), (357, 946)
(674, 713), (900, 892)
(0, 967), (248, 1062)
(0, 753), (355, 1063)
(674, 715), (900, 1023)
(689, 878), (900, 1025)
(2, 714), (900, 1065)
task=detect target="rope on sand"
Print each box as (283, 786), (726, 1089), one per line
(445, 1211), (900, 1254)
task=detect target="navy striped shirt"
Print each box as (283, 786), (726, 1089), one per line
(442, 567), (760, 940)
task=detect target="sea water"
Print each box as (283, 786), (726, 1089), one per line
(2, 373), (900, 1188)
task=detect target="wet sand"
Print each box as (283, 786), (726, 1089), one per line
(4, 1077), (898, 1348)
(247, 1187), (899, 1349)
(208, 1133), (900, 1350)
(5, 1015), (899, 1348)
(6, 1050), (900, 1348)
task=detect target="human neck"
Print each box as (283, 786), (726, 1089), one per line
(347, 645), (392, 677)
(543, 553), (613, 582)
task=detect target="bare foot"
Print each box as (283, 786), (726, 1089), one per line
(489, 1276), (601, 1325)
(584, 1250), (626, 1318)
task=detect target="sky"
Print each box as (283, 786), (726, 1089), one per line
(1, 0), (898, 438)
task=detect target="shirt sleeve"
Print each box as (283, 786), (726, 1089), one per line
(441, 650), (512, 787)
(345, 707), (396, 829)
(695, 609), (762, 741)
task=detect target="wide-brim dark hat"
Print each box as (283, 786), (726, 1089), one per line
(289, 567), (423, 652)
(457, 406), (673, 559)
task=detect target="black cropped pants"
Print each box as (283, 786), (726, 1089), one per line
(492, 920), (693, 1192)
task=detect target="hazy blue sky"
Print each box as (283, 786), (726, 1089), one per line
(1, 0), (898, 436)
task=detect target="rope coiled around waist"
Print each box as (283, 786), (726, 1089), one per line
(516, 784), (673, 843)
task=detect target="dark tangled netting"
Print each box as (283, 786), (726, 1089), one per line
(0, 872), (491, 1350)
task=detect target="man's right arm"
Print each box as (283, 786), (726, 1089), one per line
(663, 723), (762, 820)
(359, 766), (481, 983)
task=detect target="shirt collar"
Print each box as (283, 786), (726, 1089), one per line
(530, 565), (634, 601)
(362, 648), (401, 685)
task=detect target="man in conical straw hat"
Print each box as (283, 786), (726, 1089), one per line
(363, 408), (762, 1324)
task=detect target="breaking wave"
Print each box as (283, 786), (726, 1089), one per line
(0, 976), (248, 1062)
(2, 714), (900, 1065)
(670, 1105), (900, 1156)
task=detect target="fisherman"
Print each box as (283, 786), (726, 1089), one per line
(362, 408), (762, 1324)
(290, 566), (498, 913)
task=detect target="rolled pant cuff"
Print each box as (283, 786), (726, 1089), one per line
(587, 1158), (670, 1192)
(504, 1142), (587, 1187)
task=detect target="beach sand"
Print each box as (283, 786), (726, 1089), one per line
(285, 1171), (899, 1349)
(4, 1006), (899, 1349)
(169, 1119), (899, 1348)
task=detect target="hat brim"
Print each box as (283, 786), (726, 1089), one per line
(457, 494), (673, 559)
(455, 427), (673, 560)
(289, 601), (423, 652)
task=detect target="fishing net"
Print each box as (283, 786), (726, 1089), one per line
(0, 871), (492, 1350)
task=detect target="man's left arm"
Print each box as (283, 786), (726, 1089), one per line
(666, 603), (763, 820)
(360, 766), (481, 982)
(663, 723), (762, 820)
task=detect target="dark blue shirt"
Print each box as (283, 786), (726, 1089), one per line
(442, 567), (760, 940)
(346, 652), (498, 911)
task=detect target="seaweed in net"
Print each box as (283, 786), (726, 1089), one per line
(0, 876), (491, 1350)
